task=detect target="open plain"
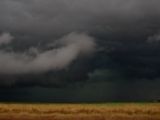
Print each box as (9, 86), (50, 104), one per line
(0, 103), (159, 120)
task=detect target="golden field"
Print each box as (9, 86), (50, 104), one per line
(0, 103), (159, 120)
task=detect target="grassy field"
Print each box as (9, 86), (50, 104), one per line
(0, 103), (159, 120)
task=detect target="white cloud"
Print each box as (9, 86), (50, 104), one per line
(0, 32), (96, 74)
(0, 32), (14, 45)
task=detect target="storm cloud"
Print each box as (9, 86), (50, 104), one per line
(0, 0), (160, 36)
(0, 0), (160, 102)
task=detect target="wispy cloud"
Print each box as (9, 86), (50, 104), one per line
(0, 32), (96, 74)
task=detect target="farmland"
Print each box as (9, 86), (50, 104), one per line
(0, 103), (159, 120)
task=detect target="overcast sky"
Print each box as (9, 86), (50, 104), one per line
(0, 0), (160, 102)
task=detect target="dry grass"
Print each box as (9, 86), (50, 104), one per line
(0, 103), (159, 120)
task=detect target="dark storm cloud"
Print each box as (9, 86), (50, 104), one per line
(0, 0), (160, 101)
(0, 0), (160, 36)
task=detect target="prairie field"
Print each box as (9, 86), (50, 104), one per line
(0, 103), (159, 120)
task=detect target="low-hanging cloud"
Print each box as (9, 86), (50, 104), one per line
(0, 32), (14, 45)
(0, 32), (96, 74)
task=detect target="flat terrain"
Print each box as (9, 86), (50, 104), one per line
(0, 103), (159, 120)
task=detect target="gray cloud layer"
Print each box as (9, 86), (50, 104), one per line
(1, 0), (160, 36)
